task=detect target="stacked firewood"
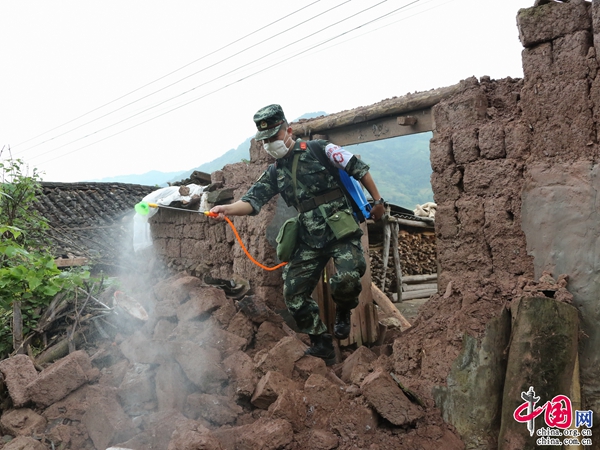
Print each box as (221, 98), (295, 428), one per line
(369, 230), (437, 299)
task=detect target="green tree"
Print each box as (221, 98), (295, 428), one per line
(0, 158), (87, 357)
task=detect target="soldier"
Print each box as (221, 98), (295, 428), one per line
(210, 104), (385, 365)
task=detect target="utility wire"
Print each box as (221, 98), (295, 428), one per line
(36, 0), (419, 166)
(30, 0), (390, 161)
(12, 0), (323, 152)
(15, 0), (351, 157)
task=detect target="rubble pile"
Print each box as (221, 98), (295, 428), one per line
(0, 275), (462, 450)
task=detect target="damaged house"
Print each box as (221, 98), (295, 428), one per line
(1, 2), (599, 449)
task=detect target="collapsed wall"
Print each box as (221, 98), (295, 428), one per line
(131, 1), (600, 448)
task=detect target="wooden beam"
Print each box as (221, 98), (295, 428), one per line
(371, 282), (411, 331)
(296, 109), (434, 146)
(290, 81), (464, 136)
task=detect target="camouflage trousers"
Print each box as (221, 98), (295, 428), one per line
(282, 236), (366, 335)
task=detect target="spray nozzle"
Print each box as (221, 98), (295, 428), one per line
(134, 201), (158, 216)
(203, 211), (218, 218)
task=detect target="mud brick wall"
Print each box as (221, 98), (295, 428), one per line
(149, 139), (288, 311)
(431, 75), (533, 308)
(418, 1), (600, 447)
(518, 0), (600, 434)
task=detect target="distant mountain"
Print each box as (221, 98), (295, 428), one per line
(88, 169), (187, 187)
(89, 111), (434, 209)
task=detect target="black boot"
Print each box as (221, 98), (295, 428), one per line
(333, 308), (351, 340)
(305, 333), (336, 366)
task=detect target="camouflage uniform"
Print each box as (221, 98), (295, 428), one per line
(241, 139), (369, 335)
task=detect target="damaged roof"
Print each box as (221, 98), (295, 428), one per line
(34, 181), (156, 269)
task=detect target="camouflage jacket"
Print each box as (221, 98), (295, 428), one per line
(241, 139), (370, 248)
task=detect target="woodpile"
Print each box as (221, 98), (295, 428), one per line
(370, 229), (437, 301)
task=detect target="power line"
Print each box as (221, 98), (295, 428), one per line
(30, 0), (391, 161)
(15, 0), (351, 157)
(35, 0), (419, 166)
(12, 0), (323, 152)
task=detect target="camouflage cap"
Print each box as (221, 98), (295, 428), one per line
(253, 104), (287, 141)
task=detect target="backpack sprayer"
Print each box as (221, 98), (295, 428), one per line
(134, 201), (287, 271)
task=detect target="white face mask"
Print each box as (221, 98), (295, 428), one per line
(263, 134), (292, 159)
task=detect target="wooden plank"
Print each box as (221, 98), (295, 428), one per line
(394, 289), (437, 301)
(55, 257), (88, 267)
(402, 283), (438, 292)
(403, 274), (438, 283)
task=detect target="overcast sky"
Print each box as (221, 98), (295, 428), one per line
(1, 0), (534, 182)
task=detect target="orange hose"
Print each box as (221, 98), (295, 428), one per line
(206, 212), (287, 271)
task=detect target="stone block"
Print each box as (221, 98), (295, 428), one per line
(155, 361), (193, 412)
(226, 311), (255, 343)
(463, 159), (524, 197)
(82, 390), (135, 450)
(0, 355), (38, 407)
(99, 359), (130, 388)
(430, 168), (462, 204)
(267, 389), (307, 432)
(211, 297), (238, 328)
(251, 371), (298, 410)
(294, 429), (339, 450)
(2, 436), (46, 450)
(304, 374), (342, 412)
(153, 275), (203, 304)
(518, 1), (591, 48)
(25, 353), (89, 407)
(117, 363), (156, 412)
(222, 351), (259, 399)
(197, 327), (247, 357)
(360, 368), (424, 426)
(432, 87), (487, 131)
(328, 398), (379, 440)
(294, 355), (328, 380)
(186, 392), (243, 425)
(0, 408), (47, 436)
(166, 238), (181, 258)
(168, 428), (225, 450)
(435, 202), (459, 239)
(455, 196), (486, 236)
(173, 341), (228, 391)
(429, 134), (454, 173)
(236, 418), (293, 450)
(452, 128), (479, 164)
(153, 318), (177, 340)
(340, 345), (377, 385)
(255, 321), (288, 350)
(176, 286), (228, 322)
(256, 336), (307, 378)
(504, 121), (532, 160)
(478, 123), (506, 160)
(120, 331), (168, 364)
(116, 409), (190, 450)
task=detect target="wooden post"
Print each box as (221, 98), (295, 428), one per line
(381, 214), (391, 292)
(390, 221), (403, 302)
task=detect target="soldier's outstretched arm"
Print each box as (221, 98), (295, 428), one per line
(210, 200), (254, 218)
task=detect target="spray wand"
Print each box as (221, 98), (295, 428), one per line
(135, 201), (287, 271)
